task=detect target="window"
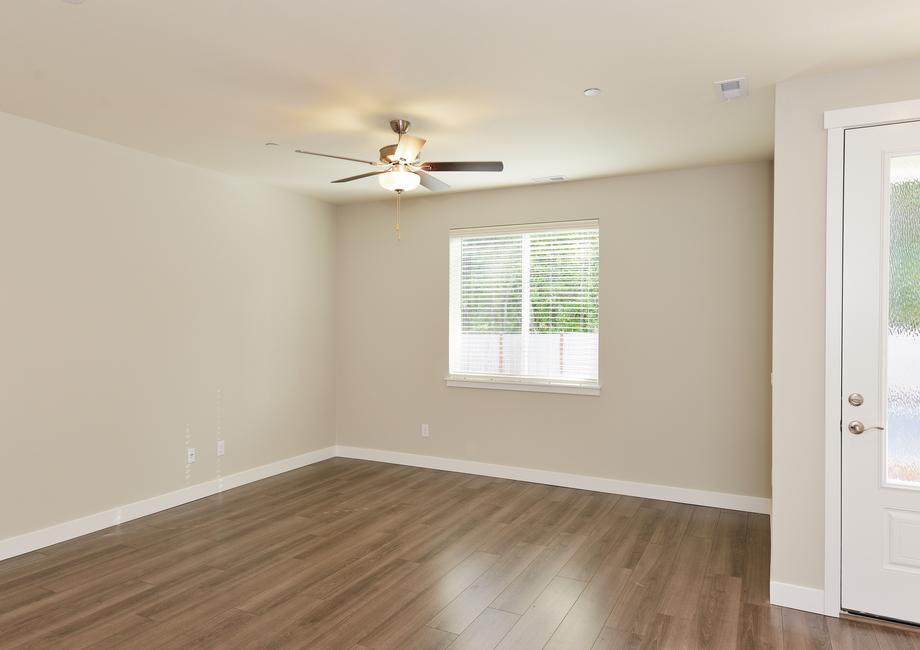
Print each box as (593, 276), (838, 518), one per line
(448, 220), (599, 394)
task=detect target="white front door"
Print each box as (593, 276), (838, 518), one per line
(842, 120), (920, 624)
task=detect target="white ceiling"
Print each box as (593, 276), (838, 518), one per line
(2, 1), (920, 204)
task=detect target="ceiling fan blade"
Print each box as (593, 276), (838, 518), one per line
(420, 161), (504, 172)
(394, 135), (426, 162)
(295, 150), (377, 165)
(417, 170), (450, 192)
(331, 170), (388, 183)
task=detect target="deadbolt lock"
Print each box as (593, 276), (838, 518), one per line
(848, 393), (864, 407)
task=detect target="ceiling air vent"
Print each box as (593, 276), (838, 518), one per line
(714, 77), (748, 101)
(532, 176), (567, 183)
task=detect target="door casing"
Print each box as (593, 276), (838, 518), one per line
(824, 99), (920, 618)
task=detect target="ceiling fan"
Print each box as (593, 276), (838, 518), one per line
(295, 119), (504, 194)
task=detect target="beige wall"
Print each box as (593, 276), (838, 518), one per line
(0, 111), (335, 539)
(0, 110), (774, 548)
(772, 57), (920, 591)
(335, 162), (773, 499)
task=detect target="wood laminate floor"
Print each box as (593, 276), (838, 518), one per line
(1, 458), (919, 649)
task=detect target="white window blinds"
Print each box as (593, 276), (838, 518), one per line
(449, 220), (599, 387)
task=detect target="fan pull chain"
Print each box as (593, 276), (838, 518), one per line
(395, 189), (402, 241)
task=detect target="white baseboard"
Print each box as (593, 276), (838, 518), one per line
(770, 581), (828, 615)
(1, 444), (772, 563)
(335, 445), (772, 515)
(0, 445), (336, 562)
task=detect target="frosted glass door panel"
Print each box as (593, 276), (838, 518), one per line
(888, 154), (920, 487)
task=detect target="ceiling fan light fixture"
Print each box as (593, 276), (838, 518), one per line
(293, 118), (503, 199)
(379, 168), (420, 192)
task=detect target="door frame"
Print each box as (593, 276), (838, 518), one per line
(824, 99), (920, 617)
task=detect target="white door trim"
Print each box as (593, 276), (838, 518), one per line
(825, 126), (844, 618)
(824, 99), (920, 131)
(824, 98), (920, 618)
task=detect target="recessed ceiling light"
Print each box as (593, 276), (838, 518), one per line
(62, 0), (85, 4)
(264, 142), (279, 146)
(583, 88), (602, 97)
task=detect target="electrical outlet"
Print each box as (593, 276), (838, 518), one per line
(217, 439), (225, 456)
(421, 423), (430, 438)
(186, 447), (197, 464)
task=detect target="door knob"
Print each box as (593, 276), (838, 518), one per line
(847, 420), (884, 435)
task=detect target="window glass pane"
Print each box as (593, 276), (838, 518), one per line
(527, 229), (599, 379)
(458, 234), (523, 376)
(888, 154), (920, 486)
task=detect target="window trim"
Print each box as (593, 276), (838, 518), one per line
(445, 374), (601, 396)
(448, 219), (600, 394)
(449, 219), (599, 237)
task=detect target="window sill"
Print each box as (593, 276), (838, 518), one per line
(444, 376), (600, 396)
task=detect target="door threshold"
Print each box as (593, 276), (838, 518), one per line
(841, 610), (920, 634)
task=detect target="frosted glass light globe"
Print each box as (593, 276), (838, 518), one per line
(379, 169), (421, 192)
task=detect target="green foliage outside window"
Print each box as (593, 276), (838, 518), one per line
(529, 232), (598, 334)
(460, 236), (522, 333)
(460, 230), (599, 335)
